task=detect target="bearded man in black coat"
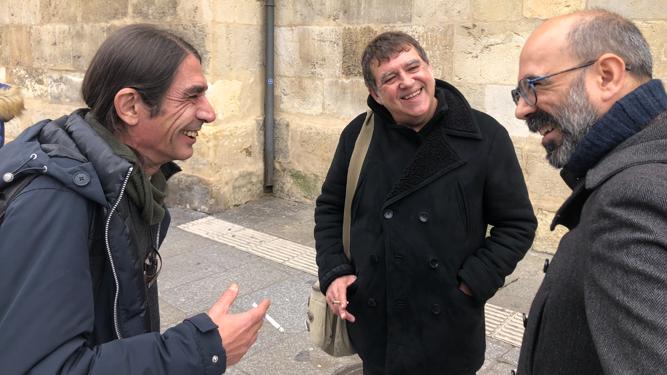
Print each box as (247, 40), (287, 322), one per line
(315, 31), (537, 375)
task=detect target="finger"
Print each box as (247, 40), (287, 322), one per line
(208, 283), (239, 316)
(252, 299), (271, 321)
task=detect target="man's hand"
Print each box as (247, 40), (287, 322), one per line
(458, 282), (473, 297)
(207, 283), (270, 366)
(325, 275), (357, 323)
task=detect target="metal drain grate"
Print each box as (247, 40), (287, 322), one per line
(179, 216), (525, 346)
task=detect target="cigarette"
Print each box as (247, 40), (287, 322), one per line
(252, 302), (285, 333)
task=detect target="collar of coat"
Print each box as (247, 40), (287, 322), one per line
(552, 110), (667, 230)
(366, 79), (481, 204)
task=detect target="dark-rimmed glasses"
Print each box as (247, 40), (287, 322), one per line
(511, 60), (597, 106)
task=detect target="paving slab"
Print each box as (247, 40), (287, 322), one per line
(157, 197), (550, 374)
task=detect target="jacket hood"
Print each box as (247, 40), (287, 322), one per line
(0, 110), (133, 206)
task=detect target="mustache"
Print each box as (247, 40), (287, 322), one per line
(525, 109), (559, 133)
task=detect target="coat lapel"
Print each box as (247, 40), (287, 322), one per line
(384, 84), (481, 206)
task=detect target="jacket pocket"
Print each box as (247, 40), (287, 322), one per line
(456, 181), (470, 234)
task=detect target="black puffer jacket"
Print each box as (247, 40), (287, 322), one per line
(0, 110), (226, 374)
(315, 80), (536, 374)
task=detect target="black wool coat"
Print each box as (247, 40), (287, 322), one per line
(315, 80), (537, 374)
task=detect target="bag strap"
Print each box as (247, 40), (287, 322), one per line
(342, 110), (374, 261)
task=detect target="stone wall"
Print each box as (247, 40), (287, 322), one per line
(269, 1), (667, 253)
(0, 0), (266, 211)
(2, 1), (666, 252)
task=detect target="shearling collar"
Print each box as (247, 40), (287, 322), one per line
(380, 79), (481, 204)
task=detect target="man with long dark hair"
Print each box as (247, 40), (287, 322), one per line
(0, 24), (269, 374)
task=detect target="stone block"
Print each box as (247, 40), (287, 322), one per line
(177, 0), (207, 22)
(322, 78), (369, 120)
(338, 0), (412, 24)
(210, 24), (263, 77)
(211, 0), (262, 24)
(275, 27), (342, 79)
(521, 139), (571, 212)
(533, 208), (568, 254)
(165, 173), (224, 213)
(451, 81), (486, 112)
(341, 25), (454, 81)
(31, 24), (74, 70)
(1, 0), (41, 25)
(47, 72), (84, 103)
(413, 0), (472, 24)
(0, 25), (33, 66)
(169, 23), (210, 69)
(71, 24), (113, 71)
(130, 0), (178, 21)
(81, 0), (129, 22)
(523, 0), (585, 19)
(207, 75), (263, 124)
(40, 0), (80, 23)
(8, 66), (49, 98)
(588, 1), (667, 20)
(473, 0), (522, 21)
(637, 21), (667, 82)
(341, 26), (378, 78)
(485, 84), (529, 137)
(277, 0), (411, 26)
(276, 77), (324, 115)
(453, 21), (538, 84)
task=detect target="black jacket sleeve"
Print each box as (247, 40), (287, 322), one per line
(0, 180), (226, 374)
(313, 114), (366, 293)
(458, 115), (537, 302)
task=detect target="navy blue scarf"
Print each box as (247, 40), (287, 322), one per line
(563, 79), (667, 182)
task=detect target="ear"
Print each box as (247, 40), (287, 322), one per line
(113, 88), (142, 126)
(593, 53), (628, 103)
(368, 86), (383, 105)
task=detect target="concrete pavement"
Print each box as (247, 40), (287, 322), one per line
(158, 196), (551, 374)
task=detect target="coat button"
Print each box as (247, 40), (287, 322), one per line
(543, 259), (550, 273)
(383, 209), (394, 219)
(429, 257), (439, 269)
(367, 298), (377, 307)
(212, 355), (219, 363)
(418, 211), (429, 223)
(370, 254), (379, 264)
(523, 313), (528, 328)
(431, 303), (441, 315)
(73, 172), (90, 186)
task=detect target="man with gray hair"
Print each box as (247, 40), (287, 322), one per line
(513, 9), (667, 374)
(315, 31), (537, 374)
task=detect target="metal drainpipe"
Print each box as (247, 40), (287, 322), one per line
(264, 0), (275, 190)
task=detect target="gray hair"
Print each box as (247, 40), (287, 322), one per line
(567, 9), (652, 79)
(361, 31), (430, 93)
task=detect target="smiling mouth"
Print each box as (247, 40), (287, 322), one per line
(401, 88), (422, 100)
(182, 130), (199, 139)
(538, 125), (554, 136)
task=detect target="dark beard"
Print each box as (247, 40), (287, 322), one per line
(525, 78), (599, 168)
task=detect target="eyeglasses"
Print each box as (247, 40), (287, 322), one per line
(511, 60), (597, 106)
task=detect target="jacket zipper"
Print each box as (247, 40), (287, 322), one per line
(104, 166), (133, 339)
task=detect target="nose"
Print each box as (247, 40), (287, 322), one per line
(197, 95), (216, 123)
(514, 96), (535, 120)
(398, 72), (414, 88)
